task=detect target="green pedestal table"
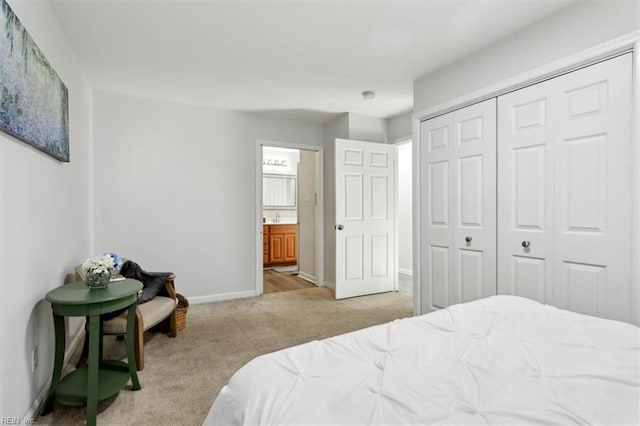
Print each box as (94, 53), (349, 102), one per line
(43, 279), (143, 426)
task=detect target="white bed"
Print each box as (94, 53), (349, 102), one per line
(204, 296), (640, 425)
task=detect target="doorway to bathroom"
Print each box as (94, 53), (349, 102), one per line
(255, 140), (324, 295)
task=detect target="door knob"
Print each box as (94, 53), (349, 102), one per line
(465, 236), (472, 243)
(336, 224), (344, 231)
(521, 241), (531, 248)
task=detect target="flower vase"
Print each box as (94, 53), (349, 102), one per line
(86, 269), (110, 289)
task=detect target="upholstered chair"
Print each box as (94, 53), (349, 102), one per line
(74, 262), (177, 371)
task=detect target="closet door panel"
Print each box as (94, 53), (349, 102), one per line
(553, 54), (632, 322)
(458, 155), (483, 227)
(497, 82), (554, 303)
(498, 53), (633, 323)
(459, 249), (484, 303)
(452, 100), (497, 303)
(429, 245), (450, 308)
(511, 255), (546, 302)
(420, 114), (453, 310)
(512, 145), (546, 230)
(420, 99), (496, 312)
(429, 161), (449, 226)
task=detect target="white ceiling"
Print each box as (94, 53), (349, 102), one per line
(49, 0), (573, 122)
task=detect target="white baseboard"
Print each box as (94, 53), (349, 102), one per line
(398, 269), (413, 297)
(323, 281), (336, 290)
(188, 290), (257, 305)
(398, 268), (413, 277)
(27, 320), (86, 420)
(28, 372), (53, 421)
(297, 271), (317, 284)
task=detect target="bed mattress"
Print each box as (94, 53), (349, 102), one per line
(204, 295), (640, 425)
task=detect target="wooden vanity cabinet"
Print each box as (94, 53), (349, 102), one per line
(263, 225), (270, 265)
(263, 224), (297, 267)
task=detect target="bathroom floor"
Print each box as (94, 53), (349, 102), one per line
(263, 269), (316, 293)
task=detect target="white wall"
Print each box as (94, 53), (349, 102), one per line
(414, 1), (640, 113)
(397, 141), (412, 274)
(298, 150), (316, 281)
(387, 111), (412, 142)
(322, 114), (348, 286)
(396, 141), (413, 296)
(0, 0), (93, 418)
(348, 113), (388, 143)
(262, 146), (299, 175)
(92, 90), (324, 300)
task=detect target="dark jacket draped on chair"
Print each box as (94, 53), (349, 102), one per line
(120, 260), (173, 304)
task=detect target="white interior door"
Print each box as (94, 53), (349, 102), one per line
(498, 54), (633, 322)
(420, 99), (497, 311)
(335, 139), (395, 299)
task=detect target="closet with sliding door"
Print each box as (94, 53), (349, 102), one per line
(419, 53), (635, 324)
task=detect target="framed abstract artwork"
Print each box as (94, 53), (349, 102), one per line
(0, 0), (69, 162)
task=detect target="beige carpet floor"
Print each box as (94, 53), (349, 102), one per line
(37, 287), (412, 425)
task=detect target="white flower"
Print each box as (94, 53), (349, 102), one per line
(82, 254), (116, 274)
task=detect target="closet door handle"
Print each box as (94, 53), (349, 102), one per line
(521, 241), (531, 248)
(336, 224), (344, 231)
(465, 236), (472, 243)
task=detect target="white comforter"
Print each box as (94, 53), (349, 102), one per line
(204, 296), (640, 425)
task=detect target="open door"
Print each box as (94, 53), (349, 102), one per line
(335, 138), (395, 299)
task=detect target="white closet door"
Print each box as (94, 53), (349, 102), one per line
(420, 112), (452, 310)
(553, 54), (633, 322)
(420, 99), (496, 311)
(498, 54), (633, 322)
(497, 79), (555, 303)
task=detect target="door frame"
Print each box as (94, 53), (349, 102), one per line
(412, 32), (640, 322)
(392, 137), (412, 296)
(255, 139), (325, 295)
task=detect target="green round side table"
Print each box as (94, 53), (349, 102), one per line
(43, 279), (143, 426)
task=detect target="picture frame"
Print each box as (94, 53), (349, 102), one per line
(0, 0), (69, 162)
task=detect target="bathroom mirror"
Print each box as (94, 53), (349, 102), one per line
(263, 174), (296, 209)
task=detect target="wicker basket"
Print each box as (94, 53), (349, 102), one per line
(175, 293), (189, 331)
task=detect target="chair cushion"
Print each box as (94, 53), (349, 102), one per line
(102, 296), (176, 334)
